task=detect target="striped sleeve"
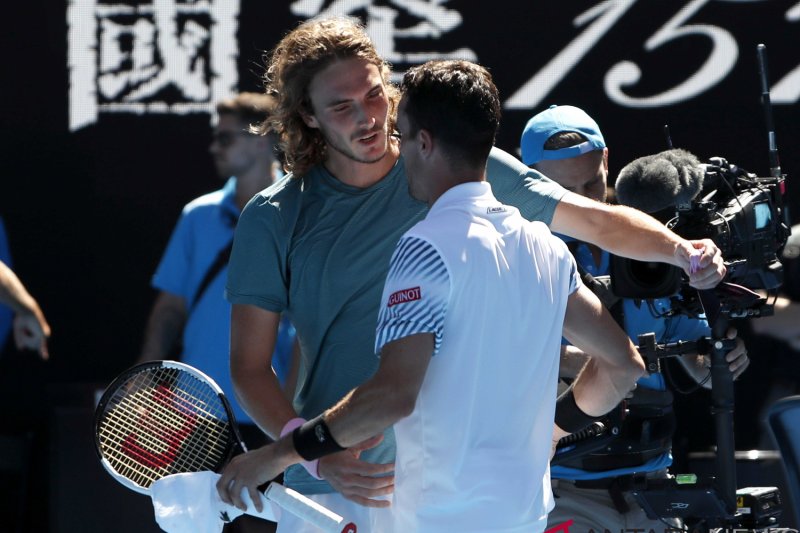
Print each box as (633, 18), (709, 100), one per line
(375, 236), (450, 355)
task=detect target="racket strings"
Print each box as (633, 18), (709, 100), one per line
(97, 367), (235, 489)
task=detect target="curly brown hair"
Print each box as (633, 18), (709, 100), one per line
(257, 16), (399, 177)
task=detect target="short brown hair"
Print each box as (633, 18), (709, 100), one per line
(542, 131), (588, 150)
(216, 92), (276, 130)
(401, 60), (500, 169)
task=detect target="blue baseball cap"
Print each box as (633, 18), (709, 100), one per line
(520, 105), (606, 165)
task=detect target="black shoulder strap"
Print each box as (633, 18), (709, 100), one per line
(188, 209), (238, 313)
(189, 239), (234, 313)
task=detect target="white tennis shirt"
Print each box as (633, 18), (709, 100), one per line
(375, 181), (580, 532)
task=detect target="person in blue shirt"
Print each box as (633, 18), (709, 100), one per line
(137, 93), (297, 444)
(520, 105), (749, 530)
(138, 93), (297, 533)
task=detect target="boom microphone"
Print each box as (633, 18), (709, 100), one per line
(615, 149), (704, 213)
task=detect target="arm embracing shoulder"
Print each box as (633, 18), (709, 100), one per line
(551, 192), (680, 263)
(550, 193), (725, 288)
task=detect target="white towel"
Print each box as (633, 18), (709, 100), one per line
(150, 471), (280, 533)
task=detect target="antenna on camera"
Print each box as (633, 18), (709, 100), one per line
(663, 124), (673, 149)
(756, 44), (782, 179)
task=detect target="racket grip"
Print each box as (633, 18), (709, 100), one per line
(263, 482), (357, 533)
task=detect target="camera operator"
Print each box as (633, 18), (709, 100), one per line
(520, 105), (749, 530)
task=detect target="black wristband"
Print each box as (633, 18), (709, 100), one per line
(554, 388), (603, 434)
(292, 416), (346, 461)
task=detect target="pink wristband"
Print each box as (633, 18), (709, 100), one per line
(280, 417), (323, 480)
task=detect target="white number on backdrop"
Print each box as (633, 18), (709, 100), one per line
(605, 0), (740, 107)
(506, 0), (800, 110)
(505, 0), (638, 109)
(771, 2), (800, 103)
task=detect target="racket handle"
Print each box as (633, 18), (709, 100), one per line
(263, 482), (357, 533)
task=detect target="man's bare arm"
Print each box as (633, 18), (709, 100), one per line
(551, 192), (725, 289)
(0, 260), (50, 358)
(217, 332), (433, 510)
(137, 291), (187, 363)
(559, 344), (589, 380)
(557, 285), (645, 441)
(324, 333), (433, 446)
(229, 304), (295, 438)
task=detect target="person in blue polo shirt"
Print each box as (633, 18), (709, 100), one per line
(520, 105), (750, 530)
(138, 92), (297, 444)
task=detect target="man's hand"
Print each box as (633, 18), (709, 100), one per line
(217, 444), (287, 512)
(684, 327), (750, 386)
(0, 260), (51, 360)
(717, 327), (750, 380)
(317, 434), (395, 507)
(675, 239), (726, 289)
(13, 306), (50, 359)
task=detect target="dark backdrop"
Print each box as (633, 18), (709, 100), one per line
(0, 1), (798, 530)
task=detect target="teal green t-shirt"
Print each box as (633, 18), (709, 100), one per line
(225, 147), (566, 494)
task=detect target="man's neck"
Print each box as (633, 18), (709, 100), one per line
(234, 161), (275, 210)
(323, 143), (400, 189)
(427, 178), (484, 208)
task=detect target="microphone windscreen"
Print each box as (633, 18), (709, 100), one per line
(615, 149), (704, 213)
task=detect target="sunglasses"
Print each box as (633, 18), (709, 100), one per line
(212, 130), (252, 148)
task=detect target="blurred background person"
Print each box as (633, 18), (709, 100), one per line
(137, 92), (296, 533)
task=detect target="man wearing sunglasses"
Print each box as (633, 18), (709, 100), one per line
(137, 92), (296, 491)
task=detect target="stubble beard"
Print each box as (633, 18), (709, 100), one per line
(322, 127), (389, 166)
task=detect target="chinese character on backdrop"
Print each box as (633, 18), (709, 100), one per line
(67, 0), (239, 130)
(290, 0), (477, 81)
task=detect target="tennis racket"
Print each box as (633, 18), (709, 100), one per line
(94, 360), (356, 533)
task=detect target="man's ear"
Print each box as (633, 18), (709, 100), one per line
(300, 108), (319, 129)
(418, 129), (433, 158)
